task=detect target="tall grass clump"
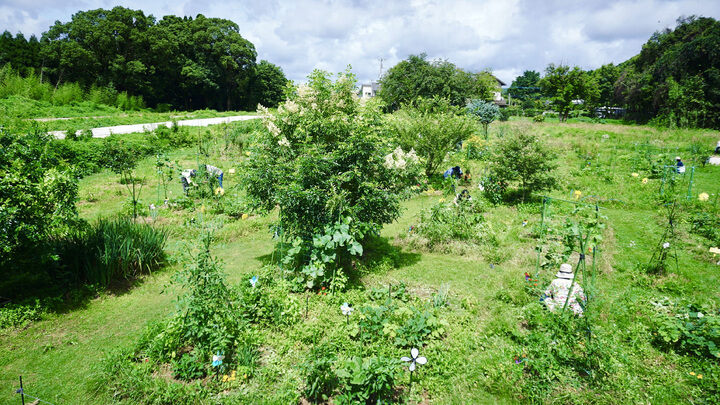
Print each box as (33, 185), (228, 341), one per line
(56, 219), (168, 286)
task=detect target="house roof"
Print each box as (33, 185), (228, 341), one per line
(492, 75), (506, 86)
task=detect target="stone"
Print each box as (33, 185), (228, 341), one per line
(542, 263), (586, 316)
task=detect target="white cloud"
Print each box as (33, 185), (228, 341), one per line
(1, 0), (720, 85)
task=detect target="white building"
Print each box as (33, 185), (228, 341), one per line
(359, 81), (380, 99)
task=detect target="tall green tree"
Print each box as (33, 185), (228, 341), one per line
(248, 60), (288, 108)
(378, 53), (496, 111)
(539, 64), (598, 121)
(508, 70), (541, 101)
(614, 16), (720, 127)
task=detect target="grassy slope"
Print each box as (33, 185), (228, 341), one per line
(1, 120), (719, 404)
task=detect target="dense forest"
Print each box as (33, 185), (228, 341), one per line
(0, 7), (287, 110)
(507, 16), (720, 128)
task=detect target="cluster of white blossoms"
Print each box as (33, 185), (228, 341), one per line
(384, 147), (419, 170)
(278, 137), (290, 147)
(257, 104), (281, 137)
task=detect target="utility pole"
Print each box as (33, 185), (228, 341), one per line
(378, 57), (384, 80)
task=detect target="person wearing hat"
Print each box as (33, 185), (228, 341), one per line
(180, 169), (197, 195)
(715, 140), (720, 155)
(204, 164), (224, 187)
(675, 156), (685, 174)
(542, 263), (586, 315)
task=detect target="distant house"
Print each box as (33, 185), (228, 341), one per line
(491, 76), (507, 107)
(359, 81), (380, 99)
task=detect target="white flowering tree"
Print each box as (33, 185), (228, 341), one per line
(240, 69), (402, 290)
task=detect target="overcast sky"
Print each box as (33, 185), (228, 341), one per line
(2, 0), (719, 85)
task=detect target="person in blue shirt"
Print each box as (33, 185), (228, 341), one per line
(443, 166), (463, 179)
(675, 157), (685, 173)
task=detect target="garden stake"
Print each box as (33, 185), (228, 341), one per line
(686, 166), (695, 200)
(19, 375), (24, 405)
(305, 295), (309, 319)
(388, 283), (392, 302)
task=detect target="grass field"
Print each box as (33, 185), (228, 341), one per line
(0, 95), (254, 132)
(1, 119), (719, 404)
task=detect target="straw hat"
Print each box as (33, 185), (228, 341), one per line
(675, 156), (682, 160)
(556, 263), (574, 279)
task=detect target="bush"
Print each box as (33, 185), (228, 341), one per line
(0, 130), (80, 294)
(413, 199), (487, 247)
(335, 356), (399, 404)
(241, 70), (403, 290)
(650, 298), (720, 359)
(55, 218), (168, 286)
(488, 128), (557, 201)
(301, 344), (339, 402)
(389, 96), (477, 177)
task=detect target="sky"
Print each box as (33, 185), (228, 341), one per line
(2, 0), (720, 85)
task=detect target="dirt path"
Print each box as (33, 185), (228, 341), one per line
(49, 115), (260, 139)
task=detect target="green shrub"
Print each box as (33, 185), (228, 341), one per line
(690, 206), (720, 245)
(0, 130), (80, 294)
(0, 299), (47, 329)
(51, 82), (85, 105)
(171, 350), (206, 381)
(235, 267), (301, 326)
(241, 70), (403, 290)
(488, 128), (557, 201)
(335, 356), (399, 404)
(651, 298), (720, 359)
(55, 219), (168, 286)
(300, 344), (339, 402)
(389, 96), (477, 176)
(533, 114), (545, 122)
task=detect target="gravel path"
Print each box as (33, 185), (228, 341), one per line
(49, 115), (260, 139)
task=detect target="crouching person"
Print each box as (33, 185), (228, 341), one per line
(204, 164), (224, 187)
(181, 169), (197, 195)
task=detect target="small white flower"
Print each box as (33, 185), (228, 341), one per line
(278, 137), (290, 147)
(149, 204), (156, 210)
(629, 240), (636, 247)
(698, 312), (704, 318)
(662, 242), (670, 249)
(340, 302), (353, 316)
(478, 184), (485, 191)
(401, 348), (427, 372)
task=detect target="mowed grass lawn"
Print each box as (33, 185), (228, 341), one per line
(1, 119), (719, 404)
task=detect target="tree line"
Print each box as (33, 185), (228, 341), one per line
(507, 16), (720, 128)
(0, 6), (287, 110)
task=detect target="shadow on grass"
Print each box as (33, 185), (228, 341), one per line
(252, 236), (422, 289)
(0, 263), (160, 320)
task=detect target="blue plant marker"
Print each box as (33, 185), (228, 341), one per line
(250, 275), (258, 287)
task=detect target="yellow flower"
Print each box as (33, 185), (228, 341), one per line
(222, 375), (229, 382)
(698, 192), (709, 201)
(631, 172), (639, 177)
(229, 168), (236, 174)
(690, 372), (696, 376)
(709, 247), (720, 255)
(439, 198), (445, 203)
(200, 204), (206, 214)
(641, 178), (649, 184)
(245, 151), (251, 156)
(215, 187), (225, 196)
(242, 213), (249, 220)
(698, 374), (703, 379)
(573, 190), (582, 200)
